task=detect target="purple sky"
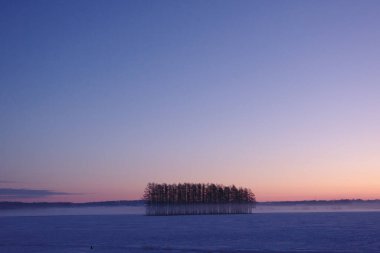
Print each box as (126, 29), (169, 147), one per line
(1, 0), (380, 202)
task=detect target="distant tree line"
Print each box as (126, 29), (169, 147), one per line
(143, 183), (256, 215)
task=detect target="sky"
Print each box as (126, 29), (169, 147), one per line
(1, 0), (380, 202)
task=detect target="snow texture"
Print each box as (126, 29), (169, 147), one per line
(1, 210), (380, 252)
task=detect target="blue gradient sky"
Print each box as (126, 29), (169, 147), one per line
(1, 0), (380, 202)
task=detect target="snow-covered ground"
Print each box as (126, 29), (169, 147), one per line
(2, 202), (380, 217)
(1, 208), (380, 253)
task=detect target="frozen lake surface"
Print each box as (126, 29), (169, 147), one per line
(1, 211), (380, 253)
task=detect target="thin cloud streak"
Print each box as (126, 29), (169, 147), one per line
(0, 180), (16, 184)
(0, 188), (81, 199)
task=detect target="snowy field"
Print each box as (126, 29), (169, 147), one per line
(1, 207), (380, 253)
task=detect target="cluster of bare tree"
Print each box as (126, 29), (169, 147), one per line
(143, 183), (256, 215)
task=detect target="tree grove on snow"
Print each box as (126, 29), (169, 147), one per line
(143, 183), (256, 215)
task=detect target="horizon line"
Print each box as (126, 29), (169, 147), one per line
(1, 198), (380, 204)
